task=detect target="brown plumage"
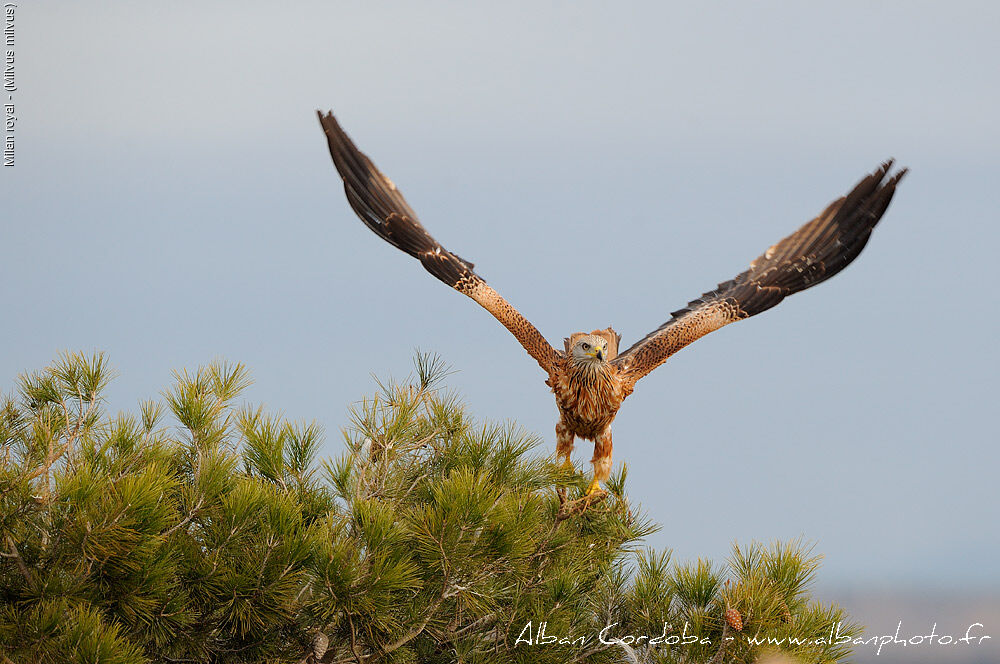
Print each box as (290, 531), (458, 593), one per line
(318, 110), (907, 494)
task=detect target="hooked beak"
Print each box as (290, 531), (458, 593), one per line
(592, 348), (605, 362)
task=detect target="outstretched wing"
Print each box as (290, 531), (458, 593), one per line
(613, 161), (907, 386)
(318, 111), (559, 374)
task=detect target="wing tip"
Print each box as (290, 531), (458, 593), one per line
(876, 158), (909, 185)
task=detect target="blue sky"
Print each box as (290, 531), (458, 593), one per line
(3, 3), (998, 594)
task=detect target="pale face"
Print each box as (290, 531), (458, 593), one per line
(571, 335), (609, 363)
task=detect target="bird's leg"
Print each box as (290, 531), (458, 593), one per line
(555, 421), (575, 467)
(555, 421), (575, 502)
(587, 428), (613, 496)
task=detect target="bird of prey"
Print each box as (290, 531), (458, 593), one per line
(318, 110), (906, 496)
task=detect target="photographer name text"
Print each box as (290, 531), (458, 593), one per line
(515, 620), (991, 657)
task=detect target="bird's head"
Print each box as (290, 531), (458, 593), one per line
(570, 335), (610, 364)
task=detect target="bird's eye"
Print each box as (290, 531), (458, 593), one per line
(582, 343), (590, 350)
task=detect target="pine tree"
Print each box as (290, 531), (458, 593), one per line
(0, 353), (861, 663)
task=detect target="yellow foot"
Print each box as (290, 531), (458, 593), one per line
(560, 456), (574, 472)
(556, 482), (608, 520)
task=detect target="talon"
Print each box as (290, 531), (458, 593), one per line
(560, 456), (574, 472)
(586, 478), (602, 495)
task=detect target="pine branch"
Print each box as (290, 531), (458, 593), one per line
(347, 615), (363, 664)
(381, 593), (445, 653)
(2, 535), (34, 586)
(706, 620), (731, 664)
(163, 495), (204, 537)
(569, 643), (613, 662)
(449, 612), (497, 639)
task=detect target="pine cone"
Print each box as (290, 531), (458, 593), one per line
(779, 600), (792, 624)
(725, 608), (743, 632)
(312, 632), (329, 660)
